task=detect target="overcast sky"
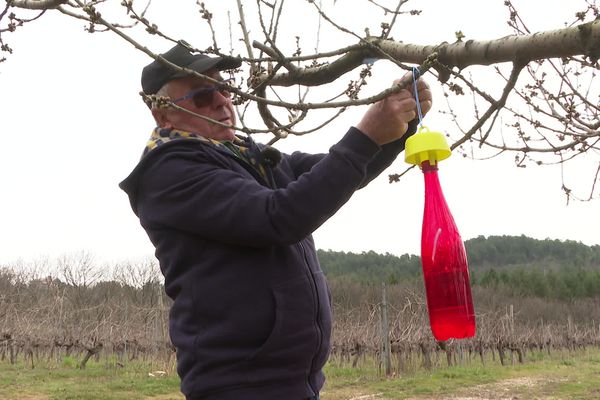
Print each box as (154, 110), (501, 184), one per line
(0, 0), (598, 267)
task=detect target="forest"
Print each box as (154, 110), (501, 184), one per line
(319, 235), (600, 300)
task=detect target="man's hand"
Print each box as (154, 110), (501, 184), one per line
(356, 75), (432, 145)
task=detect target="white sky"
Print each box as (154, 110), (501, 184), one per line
(0, 0), (598, 267)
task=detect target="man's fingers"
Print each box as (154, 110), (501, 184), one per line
(393, 98), (417, 114)
(396, 109), (416, 122)
(415, 79), (430, 91)
(392, 73), (412, 87)
(419, 100), (432, 115)
(392, 82), (431, 117)
(415, 87), (432, 103)
(389, 89), (413, 101)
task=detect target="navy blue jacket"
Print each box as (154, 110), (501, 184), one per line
(119, 125), (414, 399)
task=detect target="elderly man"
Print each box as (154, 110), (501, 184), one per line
(120, 42), (432, 400)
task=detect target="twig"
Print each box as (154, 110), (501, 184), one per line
(452, 62), (524, 150)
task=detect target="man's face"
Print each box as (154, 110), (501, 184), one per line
(153, 69), (236, 141)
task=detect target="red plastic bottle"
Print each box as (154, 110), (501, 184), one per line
(420, 160), (476, 341)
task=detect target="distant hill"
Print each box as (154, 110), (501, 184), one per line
(465, 235), (600, 269)
(318, 235), (600, 299)
(316, 249), (421, 284)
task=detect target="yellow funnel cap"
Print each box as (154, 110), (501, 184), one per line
(404, 126), (451, 166)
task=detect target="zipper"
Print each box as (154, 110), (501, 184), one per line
(298, 240), (322, 393)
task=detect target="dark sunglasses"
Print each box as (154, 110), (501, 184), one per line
(171, 78), (235, 108)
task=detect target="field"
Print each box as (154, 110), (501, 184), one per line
(1, 349), (600, 400)
(3, 244), (600, 399)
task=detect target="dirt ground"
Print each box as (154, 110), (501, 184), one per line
(322, 375), (565, 400)
(413, 376), (565, 400)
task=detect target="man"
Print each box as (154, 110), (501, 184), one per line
(120, 42), (432, 400)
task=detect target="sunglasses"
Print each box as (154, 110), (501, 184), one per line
(171, 77), (235, 108)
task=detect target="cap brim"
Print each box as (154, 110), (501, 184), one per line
(170, 56), (242, 80)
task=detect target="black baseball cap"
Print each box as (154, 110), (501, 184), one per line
(141, 42), (242, 95)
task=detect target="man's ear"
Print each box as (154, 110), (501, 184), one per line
(152, 109), (172, 129)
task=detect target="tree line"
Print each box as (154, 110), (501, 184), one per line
(318, 235), (600, 300)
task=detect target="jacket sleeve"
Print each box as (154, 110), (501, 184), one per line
(136, 127), (383, 247)
(283, 120), (418, 185)
(360, 119), (418, 188)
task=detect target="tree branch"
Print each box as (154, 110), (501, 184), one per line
(451, 62), (524, 151)
(8, 0), (68, 10)
(256, 20), (600, 87)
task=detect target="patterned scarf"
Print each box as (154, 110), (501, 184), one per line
(143, 127), (269, 183)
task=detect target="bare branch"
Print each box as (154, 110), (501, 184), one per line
(447, 63), (525, 151)
(236, 0), (255, 60)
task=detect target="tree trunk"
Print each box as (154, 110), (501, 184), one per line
(497, 342), (506, 366)
(79, 344), (103, 370)
(420, 342), (432, 371)
(516, 347), (524, 364)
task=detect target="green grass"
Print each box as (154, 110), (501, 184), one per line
(1, 349), (600, 399)
(0, 358), (182, 400)
(322, 348), (600, 399)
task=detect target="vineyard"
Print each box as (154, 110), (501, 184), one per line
(328, 283), (600, 375)
(2, 250), (599, 377)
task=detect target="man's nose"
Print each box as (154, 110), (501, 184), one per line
(212, 90), (230, 107)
